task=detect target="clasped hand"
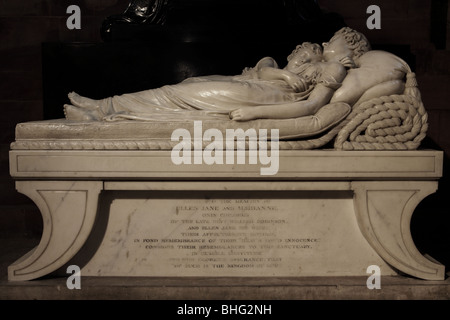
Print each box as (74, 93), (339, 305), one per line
(283, 73), (308, 93)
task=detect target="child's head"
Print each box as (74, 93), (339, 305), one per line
(323, 27), (371, 66)
(285, 42), (323, 73)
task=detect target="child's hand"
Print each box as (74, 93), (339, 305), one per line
(229, 108), (257, 121)
(284, 74), (308, 92)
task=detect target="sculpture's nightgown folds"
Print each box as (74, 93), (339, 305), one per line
(8, 24), (445, 282)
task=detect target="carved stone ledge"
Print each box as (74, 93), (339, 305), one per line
(7, 149), (445, 281)
(353, 181), (445, 280)
(8, 181), (103, 281)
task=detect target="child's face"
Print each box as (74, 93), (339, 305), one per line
(285, 48), (321, 73)
(322, 35), (353, 63)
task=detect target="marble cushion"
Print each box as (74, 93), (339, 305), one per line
(14, 102), (351, 143)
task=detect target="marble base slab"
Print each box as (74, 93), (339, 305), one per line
(8, 149), (445, 281)
(75, 191), (396, 277)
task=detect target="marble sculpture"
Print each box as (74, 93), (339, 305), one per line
(62, 27), (428, 151)
(7, 27), (444, 282)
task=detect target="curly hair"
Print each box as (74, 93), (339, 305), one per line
(330, 27), (371, 59)
(287, 42), (323, 61)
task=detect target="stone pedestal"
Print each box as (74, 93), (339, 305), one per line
(8, 147), (445, 281)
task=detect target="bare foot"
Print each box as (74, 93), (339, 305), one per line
(68, 92), (100, 110)
(64, 104), (102, 121)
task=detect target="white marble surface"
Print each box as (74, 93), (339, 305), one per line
(6, 26), (442, 281)
(9, 150), (443, 179)
(7, 150), (445, 281)
(79, 193), (395, 277)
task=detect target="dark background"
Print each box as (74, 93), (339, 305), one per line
(0, 0), (449, 272)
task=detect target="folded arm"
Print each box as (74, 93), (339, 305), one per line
(254, 57), (279, 70)
(231, 62), (347, 121)
(257, 67), (308, 92)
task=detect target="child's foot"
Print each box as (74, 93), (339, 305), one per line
(68, 92), (100, 110)
(64, 104), (102, 121)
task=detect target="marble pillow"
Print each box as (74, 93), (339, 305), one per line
(331, 50), (410, 106)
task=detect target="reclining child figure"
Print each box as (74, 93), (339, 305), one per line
(64, 28), (409, 123)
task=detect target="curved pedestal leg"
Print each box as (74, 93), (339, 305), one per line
(8, 181), (103, 281)
(352, 181), (445, 280)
